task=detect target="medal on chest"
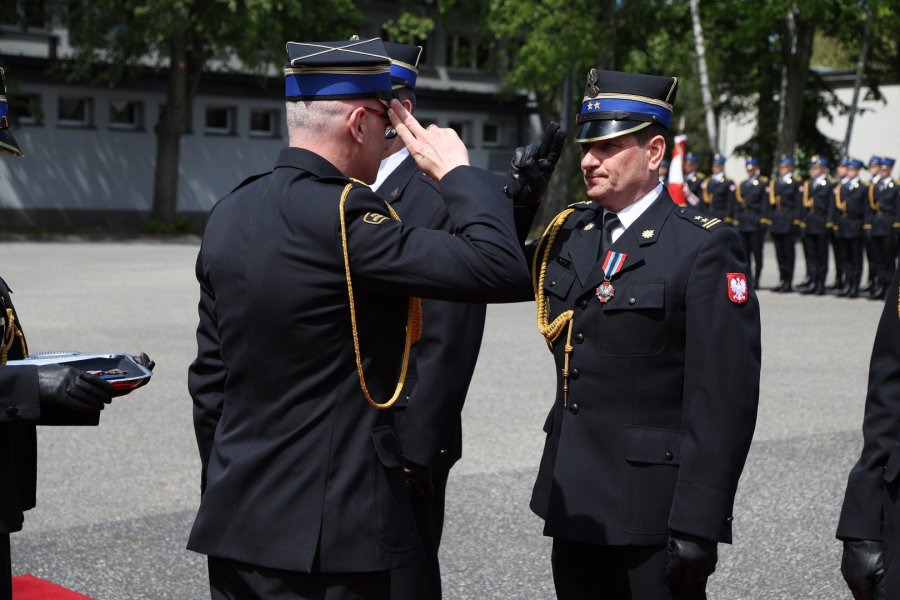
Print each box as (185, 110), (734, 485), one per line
(595, 251), (627, 303)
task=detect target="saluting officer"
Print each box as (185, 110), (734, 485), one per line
(865, 157), (898, 300)
(836, 263), (900, 598)
(0, 69), (116, 600)
(734, 157), (768, 286)
(683, 153), (705, 208)
(522, 69), (760, 599)
(798, 156), (835, 295)
(701, 153), (736, 226)
(833, 158), (869, 298)
(768, 155), (803, 292)
(186, 39), (550, 599)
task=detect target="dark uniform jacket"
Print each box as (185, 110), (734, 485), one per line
(187, 148), (529, 574)
(868, 177), (898, 238)
(685, 171), (705, 208)
(0, 276), (37, 535)
(769, 172), (803, 235)
(837, 265), (900, 589)
(735, 173), (768, 233)
(376, 154), (486, 468)
(702, 173), (735, 223)
(802, 174), (835, 235)
(835, 177), (868, 239)
(528, 191), (761, 547)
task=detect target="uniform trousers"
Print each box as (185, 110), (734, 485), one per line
(739, 230), (763, 283)
(837, 237), (865, 286)
(390, 450), (451, 600)
(208, 556), (390, 600)
(830, 232), (845, 286)
(551, 538), (707, 600)
(801, 233), (830, 283)
(1, 533), (10, 600)
(771, 233), (796, 283)
(869, 234), (897, 283)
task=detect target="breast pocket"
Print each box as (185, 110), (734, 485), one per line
(600, 282), (666, 357)
(542, 262), (576, 300)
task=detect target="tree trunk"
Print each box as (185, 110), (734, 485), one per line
(151, 31), (189, 224)
(690, 0), (718, 154)
(774, 8), (815, 161)
(842, 10), (872, 156)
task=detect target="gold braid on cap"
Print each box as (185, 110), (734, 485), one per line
(533, 208), (576, 347)
(339, 183), (422, 410)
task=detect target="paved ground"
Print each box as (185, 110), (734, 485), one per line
(3, 240), (885, 599)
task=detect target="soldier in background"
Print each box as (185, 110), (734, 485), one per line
(834, 159), (869, 298)
(862, 156), (884, 295)
(684, 153), (705, 208)
(866, 157), (898, 300)
(768, 156), (803, 292)
(798, 156), (834, 295)
(735, 157), (768, 287)
(828, 159), (851, 291)
(701, 153), (736, 226)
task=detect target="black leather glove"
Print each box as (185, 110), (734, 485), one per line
(841, 539), (886, 600)
(665, 531), (717, 594)
(131, 352), (155, 390)
(505, 121), (566, 206)
(402, 458), (435, 497)
(37, 363), (114, 415)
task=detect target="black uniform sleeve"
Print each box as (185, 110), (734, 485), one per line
(837, 265), (900, 542)
(668, 226), (761, 542)
(187, 251), (227, 495)
(0, 365), (41, 423)
(346, 166), (531, 303)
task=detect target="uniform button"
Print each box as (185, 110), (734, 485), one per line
(571, 369), (580, 380)
(579, 299), (589, 309)
(5, 406), (18, 417)
(665, 451), (674, 461)
(570, 403), (580, 414)
(628, 297), (636, 305)
(550, 280), (557, 287)
(575, 333), (584, 344)
(440, 449), (448, 455)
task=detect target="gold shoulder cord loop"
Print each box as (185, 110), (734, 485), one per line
(533, 208), (576, 348)
(769, 181), (779, 208)
(802, 181), (812, 210)
(339, 183), (422, 410)
(735, 182), (745, 208)
(869, 183), (880, 213)
(835, 185), (846, 214)
(0, 308), (28, 365)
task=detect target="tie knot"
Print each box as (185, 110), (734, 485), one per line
(603, 212), (620, 232)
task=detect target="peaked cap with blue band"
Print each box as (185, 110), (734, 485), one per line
(745, 157), (760, 167)
(882, 157), (896, 167)
(0, 68), (23, 157)
(284, 38), (392, 101)
(869, 155), (882, 167)
(575, 68), (678, 144)
(778, 155), (795, 166)
(847, 158), (864, 169)
(712, 153), (726, 164)
(384, 42), (422, 90)
(809, 155), (829, 167)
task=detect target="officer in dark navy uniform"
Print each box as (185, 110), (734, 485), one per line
(866, 157), (898, 300)
(734, 157), (768, 286)
(701, 153), (735, 226)
(834, 159), (869, 298)
(522, 69), (761, 600)
(837, 263), (900, 598)
(862, 156), (884, 294)
(684, 153), (705, 209)
(798, 155), (835, 295)
(186, 39), (550, 600)
(768, 155), (803, 292)
(0, 68), (116, 600)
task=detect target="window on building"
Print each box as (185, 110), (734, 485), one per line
(445, 34), (490, 71)
(482, 123), (501, 147)
(109, 99), (144, 130)
(57, 96), (93, 128)
(10, 94), (42, 126)
(204, 105), (236, 135)
(448, 120), (473, 148)
(249, 108), (279, 138)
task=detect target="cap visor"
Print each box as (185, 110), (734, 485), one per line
(574, 120), (652, 144)
(0, 129), (23, 157)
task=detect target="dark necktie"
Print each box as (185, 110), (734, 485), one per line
(600, 212), (620, 258)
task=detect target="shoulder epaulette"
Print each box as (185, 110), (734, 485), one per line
(696, 172), (707, 179)
(760, 175), (769, 182)
(674, 206), (727, 231)
(231, 171), (272, 193)
(567, 200), (594, 209)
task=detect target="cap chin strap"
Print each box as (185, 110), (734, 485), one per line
(339, 182), (422, 409)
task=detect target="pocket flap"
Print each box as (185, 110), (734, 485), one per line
(543, 263), (576, 299)
(603, 282), (665, 310)
(372, 426), (404, 468)
(624, 425), (681, 465)
(885, 445), (900, 483)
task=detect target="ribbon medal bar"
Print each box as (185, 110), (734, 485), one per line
(596, 251), (627, 303)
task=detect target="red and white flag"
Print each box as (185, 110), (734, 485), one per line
(668, 134), (687, 206)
